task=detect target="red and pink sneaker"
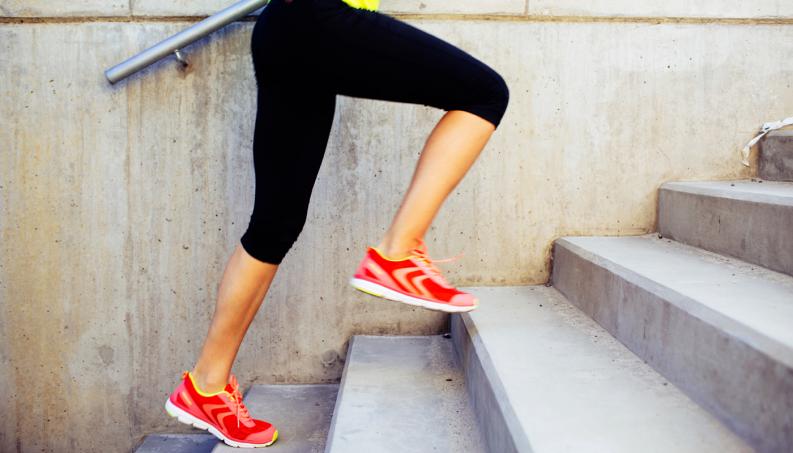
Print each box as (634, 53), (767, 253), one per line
(350, 238), (478, 313)
(164, 370), (278, 448)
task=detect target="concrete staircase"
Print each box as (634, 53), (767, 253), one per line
(137, 131), (792, 452)
(551, 236), (792, 453)
(451, 286), (753, 453)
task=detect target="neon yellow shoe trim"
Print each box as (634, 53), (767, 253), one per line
(370, 246), (413, 262)
(353, 285), (383, 297)
(185, 370), (227, 397)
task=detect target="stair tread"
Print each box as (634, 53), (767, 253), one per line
(457, 285), (750, 452)
(661, 179), (793, 205)
(135, 434), (216, 453)
(325, 335), (485, 453)
(213, 384), (339, 452)
(558, 234), (793, 367)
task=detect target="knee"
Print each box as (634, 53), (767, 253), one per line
(239, 217), (305, 265)
(483, 69), (510, 128)
(457, 66), (510, 130)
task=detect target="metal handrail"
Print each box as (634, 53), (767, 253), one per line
(105, 0), (269, 84)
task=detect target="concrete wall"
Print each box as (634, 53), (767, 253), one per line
(1, 1), (792, 451)
(5, 0), (793, 17)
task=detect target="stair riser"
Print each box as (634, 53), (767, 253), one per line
(451, 314), (528, 453)
(760, 133), (793, 182)
(551, 243), (793, 453)
(658, 188), (793, 277)
(325, 335), (486, 453)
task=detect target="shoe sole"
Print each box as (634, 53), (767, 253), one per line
(164, 398), (278, 448)
(349, 277), (478, 313)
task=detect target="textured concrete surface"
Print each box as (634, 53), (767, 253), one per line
(136, 434), (217, 453)
(324, 335), (485, 453)
(1, 0), (527, 17)
(529, 0), (793, 19)
(451, 285), (750, 453)
(6, 0), (793, 18)
(130, 0), (527, 17)
(213, 384), (339, 452)
(0, 0), (129, 17)
(552, 235), (793, 453)
(2, 14), (793, 453)
(760, 130), (793, 181)
(658, 179), (793, 276)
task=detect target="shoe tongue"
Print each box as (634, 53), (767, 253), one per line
(225, 373), (239, 393)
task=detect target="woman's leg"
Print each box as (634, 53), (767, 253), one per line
(311, 0), (510, 259)
(189, 0), (337, 392)
(375, 110), (496, 259)
(190, 245), (279, 393)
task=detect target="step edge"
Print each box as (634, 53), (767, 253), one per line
(552, 238), (793, 450)
(453, 285), (753, 452)
(659, 180), (793, 206)
(452, 311), (534, 453)
(657, 183), (793, 277)
(554, 236), (793, 369)
(322, 336), (359, 453)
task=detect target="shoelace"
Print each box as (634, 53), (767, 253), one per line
(410, 238), (464, 282)
(741, 116), (793, 166)
(228, 378), (253, 429)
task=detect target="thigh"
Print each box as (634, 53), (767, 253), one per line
(250, 80), (336, 212)
(307, 0), (504, 112)
(249, 7), (337, 234)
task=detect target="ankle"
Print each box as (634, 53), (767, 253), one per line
(375, 237), (420, 259)
(189, 368), (227, 394)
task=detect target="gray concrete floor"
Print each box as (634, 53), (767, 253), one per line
(135, 434), (217, 453)
(213, 384), (339, 453)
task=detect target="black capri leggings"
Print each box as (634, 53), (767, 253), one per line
(240, 0), (510, 264)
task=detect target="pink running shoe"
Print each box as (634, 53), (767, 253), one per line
(349, 238), (479, 313)
(165, 370), (278, 448)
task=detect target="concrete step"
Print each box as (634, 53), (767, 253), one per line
(324, 335), (486, 453)
(135, 434), (216, 453)
(451, 285), (750, 453)
(760, 130), (793, 181)
(214, 384), (339, 452)
(138, 384), (338, 453)
(658, 179), (793, 276)
(552, 234), (793, 453)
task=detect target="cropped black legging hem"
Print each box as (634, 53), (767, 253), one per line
(239, 0), (510, 265)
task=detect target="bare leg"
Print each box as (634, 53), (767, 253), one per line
(188, 110), (494, 392)
(376, 110), (496, 258)
(190, 244), (279, 393)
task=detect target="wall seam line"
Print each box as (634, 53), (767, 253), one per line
(2, 14), (793, 25)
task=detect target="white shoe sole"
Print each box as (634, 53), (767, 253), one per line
(349, 277), (478, 313)
(164, 398), (277, 448)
